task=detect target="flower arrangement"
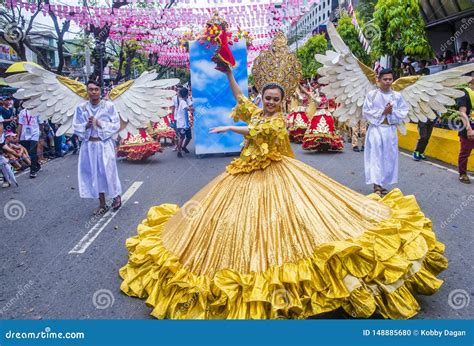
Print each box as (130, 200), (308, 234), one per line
(194, 12), (253, 71)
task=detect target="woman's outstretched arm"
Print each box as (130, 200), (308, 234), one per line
(209, 125), (249, 136)
(224, 69), (243, 101)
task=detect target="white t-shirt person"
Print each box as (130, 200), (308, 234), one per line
(175, 97), (192, 129)
(18, 109), (40, 141)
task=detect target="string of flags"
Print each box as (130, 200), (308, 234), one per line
(347, 0), (371, 54)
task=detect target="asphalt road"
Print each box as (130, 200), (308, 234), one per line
(0, 141), (472, 320)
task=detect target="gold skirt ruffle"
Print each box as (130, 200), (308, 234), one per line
(119, 157), (448, 319)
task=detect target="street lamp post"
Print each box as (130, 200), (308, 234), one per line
(96, 40), (105, 94)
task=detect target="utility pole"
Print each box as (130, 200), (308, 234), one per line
(296, 24), (298, 53)
(96, 40), (105, 94)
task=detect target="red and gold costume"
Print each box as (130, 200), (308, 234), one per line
(117, 128), (161, 161)
(287, 90), (309, 143)
(302, 94), (344, 152)
(150, 114), (176, 142)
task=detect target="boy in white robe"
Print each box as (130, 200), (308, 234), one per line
(363, 68), (409, 196)
(73, 80), (122, 215)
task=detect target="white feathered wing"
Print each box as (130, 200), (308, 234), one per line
(315, 21), (377, 127)
(110, 70), (179, 138)
(393, 64), (474, 124)
(6, 64), (87, 135)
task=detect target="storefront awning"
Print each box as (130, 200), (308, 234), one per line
(420, 0), (474, 27)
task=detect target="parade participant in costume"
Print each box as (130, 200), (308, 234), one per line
(351, 120), (367, 152)
(316, 22), (474, 192)
(72, 80), (123, 214)
(119, 33), (448, 320)
(6, 66), (178, 214)
(286, 85), (309, 143)
(150, 116), (176, 144)
(363, 69), (409, 196)
(117, 128), (161, 161)
(302, 90), (344, 152)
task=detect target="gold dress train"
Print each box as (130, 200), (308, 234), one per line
(119, 97), (448, 319)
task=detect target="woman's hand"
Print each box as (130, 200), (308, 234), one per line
(209, 126), (230, 134)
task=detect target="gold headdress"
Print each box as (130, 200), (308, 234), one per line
(252, 32), (302, 97)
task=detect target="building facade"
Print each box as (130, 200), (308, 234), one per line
(286, 0), (341, 51)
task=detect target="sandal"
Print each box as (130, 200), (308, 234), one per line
(112, 196), (122, 211)
(459, 174), (471, 184)
(373, 184), (383, 197)
(93, 205), (109, 217)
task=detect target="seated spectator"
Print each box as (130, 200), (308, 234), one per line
(0, 96), (17, 134)
(38, 121), (55, 161)
(443, 50), (455, 64)
(4, 132), (30, 171)
(417, 60), (430, 75)
(52, 121), (64, 158)
(469, 44), (474, 61)
(401, 57), (415, 76)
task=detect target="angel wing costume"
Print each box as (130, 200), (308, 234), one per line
(6, 65), (178, 198)
(72, 99), (122, 198)
(316, 22), (474, 188)
(363, 87), (409, 187)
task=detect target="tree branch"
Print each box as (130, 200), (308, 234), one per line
(25, 0), (42, 36)
(24, 39), (51, 70)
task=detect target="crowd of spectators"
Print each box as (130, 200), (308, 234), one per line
(0, 96), (78, 188)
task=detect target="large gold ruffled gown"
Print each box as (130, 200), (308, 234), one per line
(119, 97), (448, 319)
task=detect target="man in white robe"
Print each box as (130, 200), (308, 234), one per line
(363, 68), (409, 195)
(73, 80), (122, 215)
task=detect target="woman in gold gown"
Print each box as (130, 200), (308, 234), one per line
(119, 33), (447, 319)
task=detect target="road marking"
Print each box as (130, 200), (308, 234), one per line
(69, 181), (143, 254)
(399, 152), (474, 179)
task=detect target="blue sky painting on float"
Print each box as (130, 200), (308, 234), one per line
(189, 39), (248, 155)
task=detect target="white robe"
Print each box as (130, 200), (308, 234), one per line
(363, 89), (409, 186)
(73, 100), (122, 199)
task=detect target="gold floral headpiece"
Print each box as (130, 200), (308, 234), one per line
(252, 32), (302, 97)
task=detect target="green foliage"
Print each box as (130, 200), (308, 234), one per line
(248, 74), (254, 86)
(175, 68), (190, 84)
(131, 56), (147, 77)
(439, 85), (469, 127)
(357, 0), (377, 24)
(296, 34), (328, 78)
(439, 106), (459, 124)
(372, 0), (433, 63)
(336, 11), (371, 66)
